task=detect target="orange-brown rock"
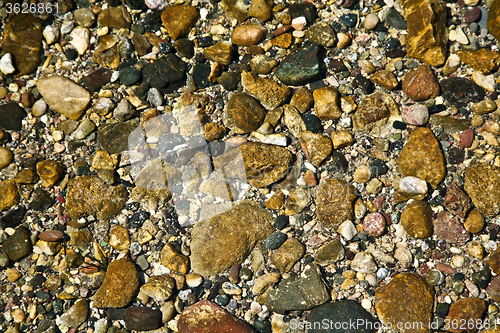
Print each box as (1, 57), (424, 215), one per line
(402, 65), (440, 101)
(93, 258), (139, 308)
(316, 178), (356, 230)
(445, 298), (487, 333)
(370, 70), (398, 90)
(232, 24), (267, 46)
(223, 92), (265, 134)
(161, 5), (199, 40)
(488, 0), (500, 42)
(456, 49), (500, 74)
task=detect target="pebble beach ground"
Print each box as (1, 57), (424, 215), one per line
(1, 0), (500, 332)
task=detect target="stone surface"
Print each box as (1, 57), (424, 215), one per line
(239, 142), (293, 187)
(300, 131), (332, 167)
(316, 178), (357, 230)
(0, 180), (19, 211)
(488, 0), (500, 42)
(241, 71), (290, 110)
(0, 147), (13, 170)
(161, 5), (198, 40)
(283, 104), (306, 138)
(314, 240), (345, 265)
(370, 70), (398, 90)
(400, 200), (433, 239)
(363, 212), (386, 237)
(402, 0), (447, 66)
(464, 163), (500, 217)
(433, 211), (470, 246)
(313, 87), (342, 120)
(125, 306), (162, 331)
(223, 92), (265, 134)
(351, 252), (377, 273)
(290, 87), (313, 114)
(231, 24), (267, 46)
(402, 65), (440, 101)
(93, 258), (139, 308)
(36, 160), (64, 187)
(284, 187), (311, 216)
(108, 225), (130, 251)
(97, 6), (131, 29)
(0, 103), (27, 131)
(440, 77), (485, 108)
(204, 41), (233, 65)
(37, 76), (91, 120)
(464, 210), (484, 234)
(97, 119), (140, 154)
(375, 273), (434, 333)
(1, 14), (43, 75)
(178, 300), (254, 332)
(270, 237), (305, 273)
(456, 49), (500, 74)
(57, 299), (88, 328)
(2, 226), (31, 261)
(275, 43), (320, 85)
(443, 182), (471, 218)
(308, 301), (379, 333)
(142, 55), (186, 90)
(352, 92), (399, 137)
(258, 263), (330, 314)
(161, 243), (189, 274)
(445, 298), (487, 333)
(398, 127), (445, 190)
(65, 176), (128, 220)
(140, 275), (176, 302)
(250, 54), (278, 75)
(305, 22), (337, 47)
(190, 200), (273, 276)
(402, 104), (429, 126)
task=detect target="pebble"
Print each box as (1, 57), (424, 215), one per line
(351, 252), (377, 273)
(305, 22), (337, 47)
(313, 87), (342, 120)
(314, 240), (344, 265)
(353, 165), (371, 183)
(440, 77), (484, 108)
(399, 176), (428, 195)
(57, 299), (88, 328)
(0, 147), (13, 170)
(125, 306), (162, 331)
(464, 163), (500, 217)
(402, 104), (429, 125)
(223, 92), (265, 134)
(370, 70), (398, 90)
(270, 237), (305, 272)
(97, 5), (132, 29)
(363, 13), (379, 30)
(232, 24), (267, 46)
(70, 27), (90, 55)
(400, 200), (433, 239)
(185, 273), (203, 288)
(73, 119), (96, 140)
(472, 99), (497, 115)
(160, 243), (189, 274)
(434, 211), (470, 246)
(241, 71), (290, 110)
(300, 131), (332, 167)
(0, 53), (15, 75)
(275, 43), (320, 85)
(402, 64), (440, 101)
(464, 210), (484, 234)
(471, 71), (496, 92)
(316, 178), (356, 230)
(308, 301), (379, 332)
(93, 258), (139, 308)
(363, 213), (386, 237)
(43, 25), (60, 45)
(445, 298), (487, 333)
(74, 8), (96, 27)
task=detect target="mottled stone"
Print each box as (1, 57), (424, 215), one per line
(290, 87), (313, 114)
(433, 211), (470, 246)
(464, 210), (484, 234)
(375, 273), (434, 333)
(65, 176), (128, 220)
(370, 70), (398, 90)
(140, 275), (176, 302)
(316, 178), (357, 230)
(305, 22), (337, 47)
(429, 115), (470, 133)
(97, 6), (132, 29)
(398, 127), (445, 190)
(57, 299), (88, 328)
(445, 298), (487, 333)
(440, 77), (485, 109)
(93, 258), (139, 308)
(351, 252), (377, 273)
(239, 142), (293, 187)
(204, 41), (233, 65)
(0, 103), (26, 131)
(190, 200), (273, 276)
(258, 263), (330, 314)
(314, 240), (345, 265)
(97, 119), (140, 154)
(488, 0), (500, 42)
(300, 131), (332, 167)
(284, 187), (311, 216)
(241, 71), (290, 110)
(223, 92), (265, 134)
(313, 87), (342, 120)
(231, 24), (267, 46)
(108, 225), (130, 251)
(352, 92), (399, 137)
(270, 238), (305, 273)
(250, 54), (278, 75)
(456, 49), (500, 74)
(125, 306), (162, 331)
(36, 160), (64, 187)
(400, 200), (433, 239)
(178, 300), (254, 332)
(275, 43), (320, 85)
(283, 104), (306, 138)
(464, 163), (500, 217)
(443, 182), (471, 218)
(2, 226), (31, 261)
(161, 243), (189, 274)
(402, 0), (447, 67)
(402, 65), (440, 101)
(161, 5), (198, 40)
(1, 14), (43, 75)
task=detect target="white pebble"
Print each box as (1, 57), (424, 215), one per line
(399, 176), (428, 195)
(43, 25), (60, 45)
(0, 53), (15, 75)
(361, 298), (372, 310)
(70, 27), (90, 55)
(338, 220), (357, 240)
(472, 71), (496, 92)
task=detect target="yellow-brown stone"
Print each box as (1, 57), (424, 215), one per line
(488, 0), (500, 42)
(456, 49), (500, 74)
(0, 180), (18, 211)
(370, 70), (398, 90)
(161, 243), (190, 274)
(93, 258), (139, 308)
(36, 160), (65, 187)
(445, 298), (487, 333)
(316, 178), (356, 230)
(161, 5), (199, 40)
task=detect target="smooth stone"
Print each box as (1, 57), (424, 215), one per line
(403, 0), (447, 66)
(74, 8), (96, 28)
(363, 13), (380, 30)
(275, 43), (320, 85)
(57, 299), (88, 328)
(313, 87), (342, 120)
(0, 206), (26, 229)
(217, 71), (241, 91)
(0, 147), (13, 170)
(0, 103), (27, 131)
(258, 263), (330, 314)
(464, 210), (484, 234)
(190, 200), (273, 276)
(316, 178), (356, 230)
(119, 67), (142, 86)
(370, 70), (398, 90)
(290, 87), (313, 114)
(97, 119), (140, 154)
(443, 54), (461, 76)
(29, 188), (55, 211)
(429, 115), (470, 133)
(97, 6), (132, 29)
(300, 131), (332, 167)
(305, 21), (337, 47)
(464, 163), (500, 217)
(231, 24), (267, 46)
(125, 306), (162, 331)
(385, 8), (407, 29)
(375, 273), (434, 333)
(1, 14), (43, 75)
(445, 298), (487, 333)
(471, 71), (496, 92)
(282, 104), (306, 138)
(398, 127), (446, 190)
(303, 114), (322, 133)
(440, 77), (485, 108)
(2, 226), (32, 261)
(472, 99), (497, 115)
(363, 212), (386, 237)
(241, 71), (290, 110)
(36, 160), (64, 186)
(131, 34), (151, 56)
(223, 92), (265, 134)
(308, 301), (379, 333)
(249, 54), (278, 74)
(0, 180), (19, 211)
(37, 76), (91, 120)
(402, 65), (440, 101)
(0, 53), (15, 75)
(351, 252), (377, 273)
(108, 225), (130, 251)
(178, 300), (254, 332)
(65, 176), (128, 220)
(70, 27), (90, 55)
(93, 258), (139, 308)
(161, 5), (198, 40)
(269, 237), (305, 272)
(204, 41), (233, 65)
(82, 67), (112, 92)
(73, 119), (96, 140)
(142, 54), (186, 89)
(314, 240), (345, 265)
(400, 200), (433, 238)
(93, 98), (115, 116)
(399, 176), (428, 195)
(288, 2), (317, 23)
(402, 104), (429, 125)
(487, 0), (500, 41)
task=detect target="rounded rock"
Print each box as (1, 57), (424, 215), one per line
(0, 147), (14, 170)
(363, 13), (379, 30)
(464, 209), (484, 234)
(353, 165), (371, 183)
(402, 104), (429, 126)
(363, 213), (386, 237)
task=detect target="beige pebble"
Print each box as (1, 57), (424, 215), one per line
(467, 241), (485, 259)
(185, 273), (203, 288)
(0, 147), (14, 170)
(0, 86), (8, 99)
(452, 255), (465, 268)
(353, 165), (371, 183)
(52, 130), (64, 141)
(11, 308), (25, 323)
(337, 32), (350, 49)
(471, 115), (484, 127)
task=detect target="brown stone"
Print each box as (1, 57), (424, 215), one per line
(352, 92), (399, 137)
(300, 131), (332, 167)
(316, 178), (357, 230)
(204, 41), (233, 65)
(223, 92), (265, 134)
(464, 209), (484, 234)
(36, 160), (65, 187)
(249, 0), (273, 21)
(240, 142), (293, 187)
(402, 0), (447, 67)
(313, 87), (342, 120)
(97, 6), (132, 29)
(290, 87), (314, 114)
(0, 180), (19, 211)
(108, 225), (130, 251)
(445, 298), (487, 333)
(93, 258), (139, 308)
(190, 200), (273, 276)
(433, 211), (470, 246)
(456, 49), (500, 74)
(161, 243), (190, 274)
(232, 24), (267, 46)
(398, 127), (446, 190)
(400, 200), (433, 239)
(265, 190), (285, 209)
(402, 65), (440, 101)
(370, 70), (398, 90)
(178, 300), (255, 333)
(464, 163), (500, 217)
(488, 0), (500, 42)
(204, 122), (226, 141)
(375, 273), (434, 333)
(486, 275), (500, 303)
(1, 14), (43, 75)
(270, 33), (293, 48)
(270, 238), (305, 273)
(241, 71), (290, 110)
(443, 182), (471, 218)
(161, 5), (199, 40)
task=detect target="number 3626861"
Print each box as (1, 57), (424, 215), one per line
(6, 2), (59, 14)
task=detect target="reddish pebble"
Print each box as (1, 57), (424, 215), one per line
(459, 129), (474, 149)
(56, 195), (65, 204)
(273, 25), (292, 37)
(464, 6), (481, 23)
(38, 230), (64, 241)
(304, 170), (317, 186)
(435, 262), (458, 276)
(20, 92), (34, 108)
(363, 212), (386, 237)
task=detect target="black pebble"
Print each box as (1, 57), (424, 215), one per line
(303, 114), (322, 133)
(392, 120), (406, 130)
(339, 13), (358, 27)
(65, 48), (78, 60)
(352, 74), (375, 94)
(192, 63), (212, 89)
(274, 215), (289, 230)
